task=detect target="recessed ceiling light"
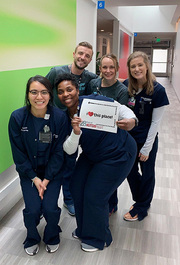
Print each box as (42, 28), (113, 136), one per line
(101, 29), (104, 32)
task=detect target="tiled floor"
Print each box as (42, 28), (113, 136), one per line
(0, 78), (179, 265)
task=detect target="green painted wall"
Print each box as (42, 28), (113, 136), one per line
(0, 0), (76, 174)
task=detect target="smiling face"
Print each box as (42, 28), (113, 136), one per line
(73, 45), (93, 70)
(99, 57), (117, 81)
(129, 56), (148, 84)
(57, 80), (79, 112)
(28, 81), (50, 116)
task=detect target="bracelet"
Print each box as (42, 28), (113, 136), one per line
(133, 118), (138, 126)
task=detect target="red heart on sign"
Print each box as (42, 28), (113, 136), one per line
(88, 112), (93, 116)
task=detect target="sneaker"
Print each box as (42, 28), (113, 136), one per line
(72, 230), (79, 239)
(63, 203), (75, 216)
(81, 243), (99, 252)
(25, 244), (39, 256)
(45, 244), (59, 253)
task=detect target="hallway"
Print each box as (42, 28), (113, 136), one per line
(0, 78), (179, 265)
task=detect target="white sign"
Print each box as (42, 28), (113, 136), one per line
(79, 99), (119, 133)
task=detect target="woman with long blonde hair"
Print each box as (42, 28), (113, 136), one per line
(123, 51), (169, 221)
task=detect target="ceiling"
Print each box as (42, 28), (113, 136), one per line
(105, 0), (180, 7)
(97, 0), (180, 45)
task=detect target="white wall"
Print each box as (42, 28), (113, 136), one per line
(76, 0), (97, 73)
(118, 6), (176, 33)
(172, 21), (180, 101)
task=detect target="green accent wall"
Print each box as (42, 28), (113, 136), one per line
(0, 67), (51, 173)
(0, 0), (76, 174)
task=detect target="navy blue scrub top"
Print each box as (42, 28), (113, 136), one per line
(123, 80), (169, 143)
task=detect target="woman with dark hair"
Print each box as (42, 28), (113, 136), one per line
(55, 73), (137, 252)
(122, 51), (169, 221)
(8, 75), (68, 255)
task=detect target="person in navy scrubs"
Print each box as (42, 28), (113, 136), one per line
(55, 73), (137, 252)
(46, 41), (98, 216)
(8, 75), (68, 255)
(87, 53), (129, 215)
(122, 51), (169, 221)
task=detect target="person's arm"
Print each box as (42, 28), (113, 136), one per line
(45, 67), (56, 86)
(44, 112), (69, 181)
(63, 117), (82, 155)
(8, 113), (37, 180)
(116, 102), (138, 131)
(140, 106), (165, 157)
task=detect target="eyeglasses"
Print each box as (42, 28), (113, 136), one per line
(29, 90), (49, 96)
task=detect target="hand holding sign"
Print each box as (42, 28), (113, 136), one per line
(79, 99), (119, 133)
(116, 118), (136, 131)
(71, 116), (82, 135)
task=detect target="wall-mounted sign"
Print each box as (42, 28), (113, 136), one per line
(98, 1), (105, 9)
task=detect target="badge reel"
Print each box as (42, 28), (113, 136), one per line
(39, 125), (52, 143)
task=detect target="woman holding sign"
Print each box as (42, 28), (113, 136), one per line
(56, 73), (137, 252)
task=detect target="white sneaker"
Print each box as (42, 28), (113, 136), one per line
(25, 244), (39, 256)
(81, 243), (99, 252)
(45, 244), (59, 253)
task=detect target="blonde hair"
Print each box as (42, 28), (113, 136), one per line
(127, 51), (156, 96)
(100, 53), (119, 78)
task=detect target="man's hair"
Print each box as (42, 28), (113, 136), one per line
(74, 41), (93, 55)
(55, 73), (79, 91)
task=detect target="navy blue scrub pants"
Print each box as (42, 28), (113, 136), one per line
(70, 146), (136, 250)
(20, 177), (61, 248)
(127, 136), (158, 221)
(62, 153), (76, 206)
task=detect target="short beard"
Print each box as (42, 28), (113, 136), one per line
(74, 60), (87, 70)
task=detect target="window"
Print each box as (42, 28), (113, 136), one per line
(152, 49), (168, 73)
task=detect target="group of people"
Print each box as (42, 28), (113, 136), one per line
(8, 41), (169, 255)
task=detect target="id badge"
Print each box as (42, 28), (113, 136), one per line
(39, 125), (52, 143)
(127, 97), (136, 109)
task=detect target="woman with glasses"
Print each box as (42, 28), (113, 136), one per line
(8, 75), (68, 255)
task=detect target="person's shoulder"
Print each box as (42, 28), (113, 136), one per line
(10, 107), (27, 123)
(81, 93), (114, 102)
(51, 106), (67, 122)
(83, 69), (98, 79)
(89, 77), (101, 85)
(53, 65), (69, 73)
(116, 80), (128, 90)
(153, 81), (165, 89)
(153, 81), (166, 94)
(51, 106), (65, 115)
(11, 106), (27, 117)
